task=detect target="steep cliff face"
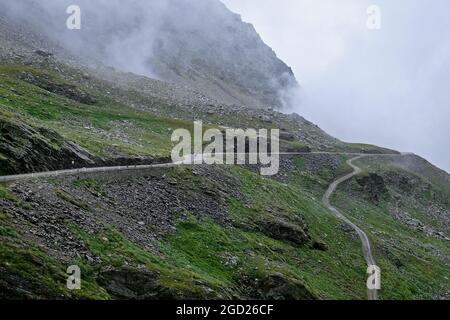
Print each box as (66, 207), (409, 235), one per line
(0, 0), (298, 108)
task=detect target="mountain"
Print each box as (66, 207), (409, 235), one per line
(0, 0), (297, 108)
(0, 1), (449, 300)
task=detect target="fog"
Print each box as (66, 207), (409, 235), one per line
(224, 0), (450, 173)
(0, 0), (162, 76)
(1, 0), (448, 172)
(2, 0), (292, 106)
(1, 0), (238, 78)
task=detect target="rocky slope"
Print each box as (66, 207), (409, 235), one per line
(0, 1), (449, 300)
(0, 0), (297, 108)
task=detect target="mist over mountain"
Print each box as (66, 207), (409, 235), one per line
(224, 0), (450, 173)
(0, 0), (297, 108)
(0, 0), (449, 302)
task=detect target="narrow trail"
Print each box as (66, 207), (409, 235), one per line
(322, 155), (378, 300)
(0, 152), (401, 183)
(0, 151), (397, 300)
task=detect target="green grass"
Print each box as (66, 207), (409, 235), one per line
(0, 184), (32, 209)
(61, 161), (371, 299)
(163, 217), (320, 298)
(0, 211), (19, 238)
(1, 60), (448, 300)
(68, 216), (321, 299)
(0, 211), (109, 299)
(72, 178), (106, 195)
(0, 184), (19, 203)
(331, 165), (450, 299)
(335, 190), (450, 299)
(222, 165), (369, 299)
(55, 189), (89, 210)
(0, 64), (196, 158)
(2, 150), (447, 299)
(344, 143), (397, 154)
(69, 224), (233, 299)
(286, 154), (351, 198)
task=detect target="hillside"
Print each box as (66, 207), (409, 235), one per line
(0, 1), (449, 300)
(0, 0), (297, 108)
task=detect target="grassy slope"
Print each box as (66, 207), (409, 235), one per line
(0, 62), (449, 299)
(1, 164), (369, 299)
(0, 64), (192, 158)
(0, 209), (109, 299)
(331, 158), (450, 299)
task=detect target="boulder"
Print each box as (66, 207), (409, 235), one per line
(257, 216), (311, 246)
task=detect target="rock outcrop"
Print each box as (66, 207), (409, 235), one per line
(0, 118), (96, 175)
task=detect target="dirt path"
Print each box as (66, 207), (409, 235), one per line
(322, 155), (379, 300)
(0, 151), (394, 300)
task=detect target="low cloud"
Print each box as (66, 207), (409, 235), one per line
(224, 0), (450, 172)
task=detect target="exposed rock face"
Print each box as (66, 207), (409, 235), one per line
(0, 118), (96, 175)
(0, 0), (298, 108)
(255, 215), (311, 247)
(98, 269), (319, 300)
(256, 274), (318, 300)
(147, 0), (298, 108)
(98, 268), (177, 300)
(355, 173), (390, 203)
(0, 116), (174, 175)
(0, 266), (62, 299)
(20, 72), (97, 105)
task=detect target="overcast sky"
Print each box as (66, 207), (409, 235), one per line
(223, 0), (450, 173)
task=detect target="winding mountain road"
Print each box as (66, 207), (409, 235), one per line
(0, 151), (400, 300)
(0, 152), (399, 183)
(322, 155), (379, 300)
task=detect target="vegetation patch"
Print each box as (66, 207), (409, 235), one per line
(0, 184), (19, 203)
(69, 224), (231, 299)
(72, 178), (106, 196)
(55, 189), (89, 210)
(332, 177), (450, 299)
(224, 166), (369, 299)
(0, 212), (108, 299)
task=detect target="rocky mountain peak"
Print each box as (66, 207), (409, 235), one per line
(0, 0), (298, 108)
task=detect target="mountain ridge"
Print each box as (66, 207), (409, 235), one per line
(0, 1), (449, 300)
